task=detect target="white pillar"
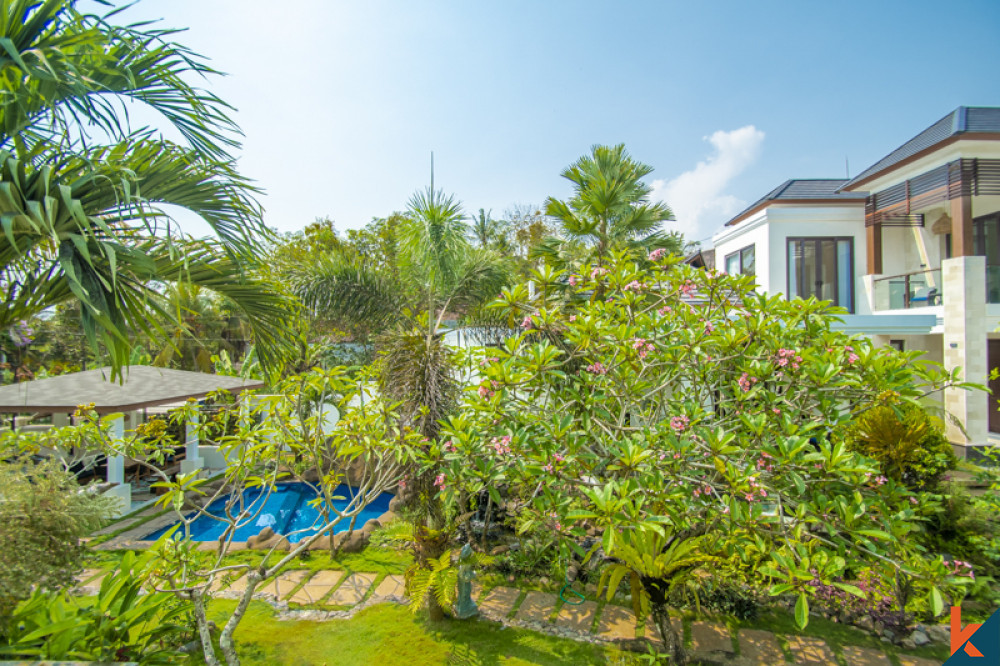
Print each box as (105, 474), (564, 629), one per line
(106, 415), (125, 485)
(52, 413), (69, 427)
(942, 256), (989, 452)
(180, 410), (204, 475)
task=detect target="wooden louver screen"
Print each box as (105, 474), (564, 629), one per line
(866, 158), (1000, 227)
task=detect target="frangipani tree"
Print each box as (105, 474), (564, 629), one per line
(431, 251), (978, 663)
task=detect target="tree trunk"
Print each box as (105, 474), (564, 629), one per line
(651, 603), (685, 665)
(218, 571), (259, 666)
(192, 590), (221, 666)
(427, 596), (447, 621)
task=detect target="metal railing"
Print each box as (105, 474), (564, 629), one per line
(872, 268), (942, 310)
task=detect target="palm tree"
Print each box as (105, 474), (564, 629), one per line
(290, 187), (510, 435)
(541, 144), (682, 272)
(0, 0), (293, 377)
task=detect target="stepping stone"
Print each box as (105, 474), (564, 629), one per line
(786, 636), (835, 665)
(842, 646), (892, 666)
(597, 605), (638, 640)
(370, 574), (406, 600)
(555, 599), (599, 633)
(898, 658), (943, 666)
(209, 570), (249, 593)
(327, 572), (377, 605)
(515, 591), (556, 623)
(691, 621), (734, 653)
(287, 570), (344, 605)
(260, 570), (310, 599)
(478, 587), (521, 618)
(738, 629), (785, 664)
(75, 569), (107, 593)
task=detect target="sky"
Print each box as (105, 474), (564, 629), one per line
(116, 0), (999, 247)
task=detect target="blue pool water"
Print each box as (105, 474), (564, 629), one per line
(145, 482), (392, 543)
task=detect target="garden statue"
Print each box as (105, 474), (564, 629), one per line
(455, 543), (479, 619)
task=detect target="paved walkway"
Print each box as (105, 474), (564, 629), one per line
(73, 572), (944, 665)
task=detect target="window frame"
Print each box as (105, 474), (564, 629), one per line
(785, 236), (855, 313)
(724, 244), (756, 276)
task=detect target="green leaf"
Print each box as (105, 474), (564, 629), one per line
(832, 582), (866, 598)
(795, 592), (809, 629)
(930, 586), (944, 617)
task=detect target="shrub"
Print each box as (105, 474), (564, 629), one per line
(0, 457), (117, 612)
(843, 403), (956, 490)
(0, 550), (188, 663)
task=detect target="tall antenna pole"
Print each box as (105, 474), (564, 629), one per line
(845, 156), (850, 179)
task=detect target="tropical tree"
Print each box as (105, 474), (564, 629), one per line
(430, 252), (979, 662)
(0, 0), (293, 377)
(290, 187), (510, 436)
(540, 144), (683, 273)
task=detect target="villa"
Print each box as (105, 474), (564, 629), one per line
(711, 106), (1000, 454)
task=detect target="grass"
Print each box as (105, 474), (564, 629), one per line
(204, 599), (616, 666)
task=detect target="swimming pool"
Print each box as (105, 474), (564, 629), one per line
(145, 482), (392, 543)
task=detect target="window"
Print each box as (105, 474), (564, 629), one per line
(724, 244), (755, 276)
(974, 213), (1000, 266)
(787, 237), (854, 312)
(889, 339), (905, 352)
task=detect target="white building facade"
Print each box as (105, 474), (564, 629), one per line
(711, 107), (1000, 453)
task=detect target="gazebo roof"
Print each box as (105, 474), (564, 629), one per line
(0, 366), (265, 414)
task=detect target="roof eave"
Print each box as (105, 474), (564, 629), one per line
(841, 132), (1000, 191)
(724, 198), (866, 227)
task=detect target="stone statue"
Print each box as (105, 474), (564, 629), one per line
(454, 543), (479, 619)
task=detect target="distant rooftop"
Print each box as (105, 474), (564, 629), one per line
(843, 106), (1000, 189)
(725, 179), (867, 226)
(0, 366), (264, 414)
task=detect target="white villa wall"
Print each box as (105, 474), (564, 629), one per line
(712, 204), (868, 313)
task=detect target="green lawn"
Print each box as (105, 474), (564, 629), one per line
(205, 600), (620, 666)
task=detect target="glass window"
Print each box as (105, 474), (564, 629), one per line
(786, 237), (854, 312)
(725, 252), (740, 275)
(740, 246), (755, 276)
(725, 244), (755, 276)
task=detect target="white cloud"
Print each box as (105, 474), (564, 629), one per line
(650, 125), (765, 244)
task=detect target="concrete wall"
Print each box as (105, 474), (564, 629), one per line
(712, 204), (868, 312)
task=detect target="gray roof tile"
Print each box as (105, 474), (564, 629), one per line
(843, 106), (1000, 188)
(725, 179), (866, 226)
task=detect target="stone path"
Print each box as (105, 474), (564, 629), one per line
(288, 570), (344, 605)
(71, 573), (946, 665)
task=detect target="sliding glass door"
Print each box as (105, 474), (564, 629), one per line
(787, 238), (854, 312)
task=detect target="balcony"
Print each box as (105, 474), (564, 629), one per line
(873, 269), (942, 310)
(989, 266), (1000, 304)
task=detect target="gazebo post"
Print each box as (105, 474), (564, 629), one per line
(104, 414), (131, 516)
(180, 410), (204, 475)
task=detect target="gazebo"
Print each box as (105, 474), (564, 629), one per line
(0, 366), (265, 514)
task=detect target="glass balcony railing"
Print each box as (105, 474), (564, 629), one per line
(872, 269), (942, 310)
(989, 266), (1000, 304)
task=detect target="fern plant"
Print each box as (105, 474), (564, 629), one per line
(407, 548), (495, 617)
(597, 530), (718, 664)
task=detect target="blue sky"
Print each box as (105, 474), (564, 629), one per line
(125, 0), (999, 246)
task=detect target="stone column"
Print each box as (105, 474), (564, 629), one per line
(942, 256), (988, 453)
